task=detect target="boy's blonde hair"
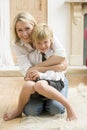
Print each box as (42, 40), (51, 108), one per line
(13, 12), (37, 43)
(31, 23), (53, 46)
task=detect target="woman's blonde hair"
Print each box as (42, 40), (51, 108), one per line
(13, 12), (37, 43)
(31, 23), (53, 46)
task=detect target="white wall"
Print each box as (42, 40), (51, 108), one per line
(48, 0), (70, 58)
(0, 0), (14, 69)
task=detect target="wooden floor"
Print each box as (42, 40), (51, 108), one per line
(0, 77), (24, 130)
(0, 71), (87, 130)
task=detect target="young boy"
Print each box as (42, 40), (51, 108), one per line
(3, 23), (77, 121)
(23, 23), (77, 121)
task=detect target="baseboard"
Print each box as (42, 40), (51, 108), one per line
(0, 66), (87, 77)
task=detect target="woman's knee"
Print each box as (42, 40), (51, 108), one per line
(45, 100), (65, 115)
(48, 105), (65, 115)
(23, 105), (43, 116)
(23, 98), (44, 116)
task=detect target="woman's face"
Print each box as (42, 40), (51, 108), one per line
(16, 21), (33, 43)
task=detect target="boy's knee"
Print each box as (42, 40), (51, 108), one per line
(34, 81), (47, 92)
(34, 82), (42, 92)
(23, 81), (35, 93)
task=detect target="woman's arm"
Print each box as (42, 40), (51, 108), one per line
(28, 58), (68, 73)
(35, 55), (66, 67)
(12, 43), (32, 76)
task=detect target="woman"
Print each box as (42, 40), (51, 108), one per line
(3, 12), (69, 120)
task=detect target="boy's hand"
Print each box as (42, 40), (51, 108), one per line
(24, 70), (40, 81)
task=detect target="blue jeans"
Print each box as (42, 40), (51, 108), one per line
(23, 77), (68, 116)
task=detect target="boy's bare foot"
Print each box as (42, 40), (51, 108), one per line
(66, 105), (77, 121)
(3, 110), (22, 121)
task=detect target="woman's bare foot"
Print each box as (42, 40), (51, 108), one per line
(66, 105), (77, 121)
(3, 110), (22, 121)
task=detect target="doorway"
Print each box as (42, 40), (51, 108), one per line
(84, 14), (87, 66)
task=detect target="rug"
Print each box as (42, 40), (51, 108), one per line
(13, 84), (87, 130)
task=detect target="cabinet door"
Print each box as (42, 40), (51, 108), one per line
(10, 0), (47, 21)
(10, 0), (47, 39)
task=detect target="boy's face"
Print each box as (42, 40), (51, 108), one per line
(35, 39), (51, 53)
